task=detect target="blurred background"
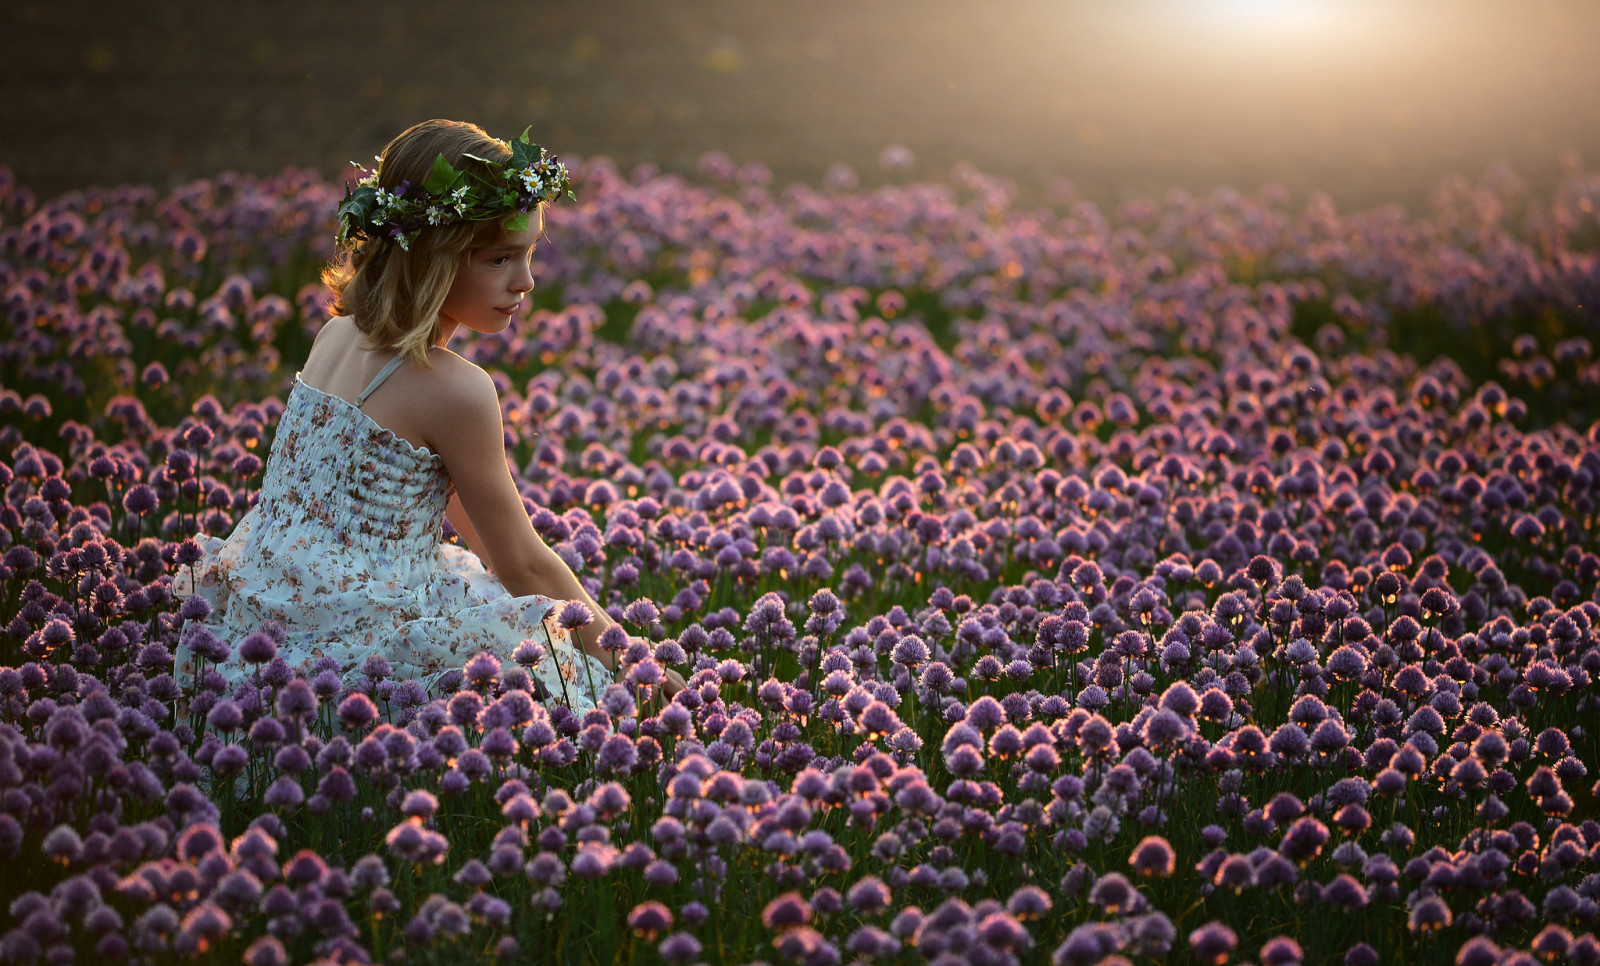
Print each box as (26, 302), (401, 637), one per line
(3, 0), (1598, 212)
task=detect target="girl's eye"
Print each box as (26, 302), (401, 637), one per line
(490, 256), (509, 267)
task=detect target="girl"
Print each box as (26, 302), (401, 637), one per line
(174, 119), (685, 713)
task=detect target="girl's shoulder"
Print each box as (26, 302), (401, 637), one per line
(404, 348), (500, 421)
(402, 350), (504, 462)
(418, 344), (491, 391)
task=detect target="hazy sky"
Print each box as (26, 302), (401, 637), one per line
(3, 0), (1596, 210)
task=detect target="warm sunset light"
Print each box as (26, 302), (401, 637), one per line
(1073, 0), (1414, 72)
(1191, 0), (1345, 34)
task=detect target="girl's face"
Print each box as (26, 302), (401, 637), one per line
(436, 221), (541, 345)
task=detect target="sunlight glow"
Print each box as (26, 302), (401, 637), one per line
(1193, 0), (1343, 36)
(1080, 0), (1413, 74)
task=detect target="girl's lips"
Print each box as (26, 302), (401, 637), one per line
(497, 300), (522, 314)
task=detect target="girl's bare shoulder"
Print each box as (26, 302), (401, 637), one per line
(309, 314), (360, 350)
(406, 348), (500, 422)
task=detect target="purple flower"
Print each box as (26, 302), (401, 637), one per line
(1268, 723), (1309, 759)
(463, 651), (501, 691)
(1188, 921), (1237, 965)
(557, 600), (595, 629)
(643, 860), (679, 886)
(658, 931), (702, 963)
(570, 845), (614, 879)
(628, 901), (673, 940)
(206, 698), (244, 733)
(762, 891), (814, 930)
(481, 726), (518, 760)
(597, 734), (639, 774)
(1280, 817), (1330, 866)
(1320, 873), (1369, 912)
(977, 911), (1030, 949)
(242, 936), (288, 966)
(350, 655), (391, 684)
(337, 692), (378, 731)
(275, 679), (317, 719)
(237, 632), (276, 665)
(1053, 922), (1123, 966)
(123, 484), (159, 515)
(316, 767), (357, 803)
(1407, 895), (1452, 933)
(1454, 937), (1501, 966)
(401, 789), (439, 820)
(1142, 709), (1189, 750)
(891, 635), (929, 667)
(1260, 936), (1304, 966)
(622, 597), (661, 627)
(1199, 688), (1234, 721)
(282, 849), (328, 887)
(262, 775), (305, 809)
(1211, 853), (1255, 893)
(1087, 872), (1139, 915)
(447, 690), (484, 728)
(1129, 835), (1175, 877)
(309, 668), (342, 698)
(41, 825), (83, 864)
(846, 875), (892, 913)
(858, 701), (903, 739)
(513, 639), (547, 666)
(846, 925), (898, 959)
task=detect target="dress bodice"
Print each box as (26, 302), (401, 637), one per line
(253, 375), (452, 561)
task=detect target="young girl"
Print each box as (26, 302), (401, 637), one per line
(174, 119), (685, 713)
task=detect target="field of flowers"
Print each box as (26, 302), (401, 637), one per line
(1, 151), (1598, 965)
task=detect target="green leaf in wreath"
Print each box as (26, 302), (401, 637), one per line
(424, 154), (462, 196)
(503, 211), (530, 232)
(337, 186), (378, 225)
(510, 137), (541, 170)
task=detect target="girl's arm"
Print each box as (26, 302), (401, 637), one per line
(423, 360), (685, 694)
(445, 491), (491, 562)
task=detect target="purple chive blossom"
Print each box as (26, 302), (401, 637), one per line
(1407, 896), (1452, 934)
(658, 932), (703, 963)
(463, 651), (502, 691)
(628, 901), (674, 939)
(558, 601), (595, 630)
(1087, 872), (1140, 915)
(846, 875), (892, 913)
(1129, 835), (1176, 877)
(338, 692), (379, 731)
(1280, 817), (1330, 866)
(1189, 921), (1238, 965)
(513, 639), (547, 666)
(236, 631), (277, 665)
(762, 892), (814, 930)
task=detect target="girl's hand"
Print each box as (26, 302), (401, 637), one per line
(662, 667), (688, 698)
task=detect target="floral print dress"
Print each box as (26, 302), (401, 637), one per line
(173, 369), (612, 712)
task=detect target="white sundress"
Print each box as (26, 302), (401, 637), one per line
(171, 356), (613, 712)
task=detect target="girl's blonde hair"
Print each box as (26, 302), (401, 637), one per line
(322, 119), (541, 366)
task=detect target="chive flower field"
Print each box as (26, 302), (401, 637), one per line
(0, 152), (1598, 965)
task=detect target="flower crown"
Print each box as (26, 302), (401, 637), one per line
(335, 127), (574, 251)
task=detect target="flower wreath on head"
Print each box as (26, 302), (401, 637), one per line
(335, 126), (575, 252)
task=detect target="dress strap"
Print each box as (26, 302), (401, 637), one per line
(355, 356), (407, 408)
